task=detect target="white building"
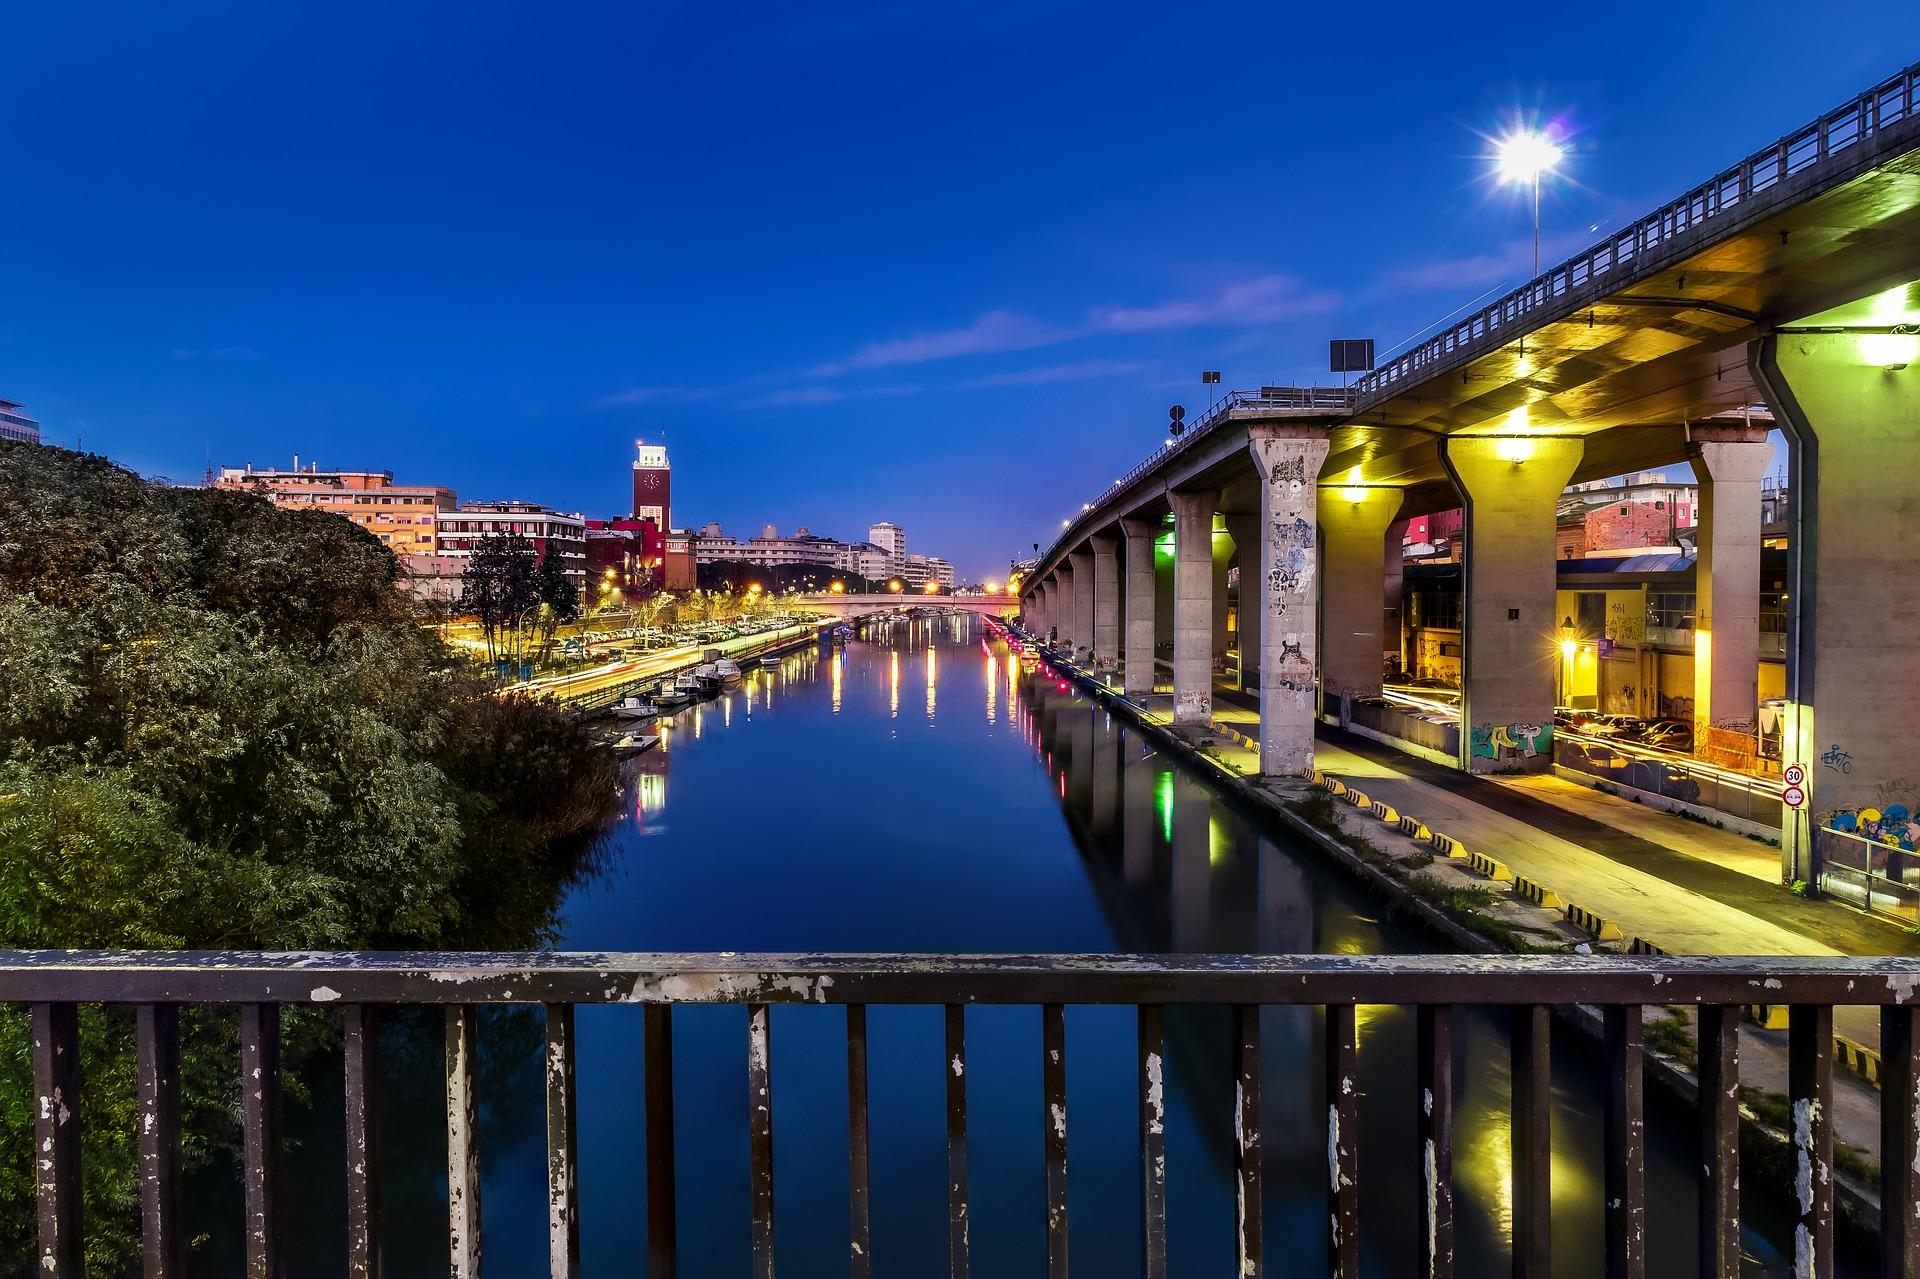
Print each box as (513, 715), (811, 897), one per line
(868, 521), (905, 575)
(0, 398), (41, 445)
(692, 523), (930, 585)
(902, 554), (954, 589)
(434, 501), (588, 588)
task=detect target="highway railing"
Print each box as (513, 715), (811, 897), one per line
(1354, 60), (1920, 407)
(1818, 826), (1920, 923)
(1554, 732), (1783, 829)
(15, 949), (1920, 1279)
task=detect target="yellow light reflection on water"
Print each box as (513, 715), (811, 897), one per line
(985, 651), (998, 724)
(889, 651), (899, 718)
(831, 651), (842, 714)
(1208, 812), (1230, 866)
(926, 645), (937, 720)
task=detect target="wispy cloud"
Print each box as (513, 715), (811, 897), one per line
(812, 310), (1065, 377)
(757, 383), (922, 407)
(595, 385), (718, 407)
(961, 358), (1146, 389)
(812, 275), (1340, 377)
(171, 346), (260, 360)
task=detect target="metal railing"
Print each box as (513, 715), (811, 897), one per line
(1035, 386), (1353, 578)
(1353, 61), (1920, 406)
(15, 949), (1920, 1279)
(1554, 731), (1783, 829)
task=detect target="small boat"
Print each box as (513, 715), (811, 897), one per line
(612, 695), (658, 721)
(693, 663), (723, 694)
(652, 681), (693, 709)
(610, 732), (660, 757)
(714, 657), (743, 683)
(674, 670), (704, 697)
(832, 624), (854, 644)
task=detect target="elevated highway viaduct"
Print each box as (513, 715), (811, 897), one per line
(1021, 61), (1920, 886)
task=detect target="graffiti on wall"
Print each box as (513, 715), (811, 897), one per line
(1658, 692), (1695, 724)
(1470, 722), (1552, 763)
(1826, 804), (1920, 852)
(1607, 600), (1646, 645)
(1266, 514), (1315, 610)
(1268, 633), (1315, 706)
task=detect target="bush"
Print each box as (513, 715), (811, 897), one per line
(0, 442), (621, 1269)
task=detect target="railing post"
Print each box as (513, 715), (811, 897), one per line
(33, 1002), (82, 1279)
(1043, 1003), (1069, 1279)
(137, 1003), (184, 1279)
(546, 1004), (580, 1279)
(749, 1003), (776, 1279)
(1234, 1003), (1262, 1278)
(1604, 1005), (1645, 1279)
(1417, 1005), (1454, 1279)
(1326, 1003), (1358, 1279)
(946, 1003), (971, 1279)
(1139, 1004), (1168, 1279)
(645, 1005), (677, 1279)
(446, 1005), (483, 1279)
(1881, 1006), (1920, 1279)
(342, 1005), (380, 1279)
(1511, 1005), (1551, 1279)
(240, 1004), (281, 1279)
(1789, 1006), (1833, 1279)
(1697, 1007), (1740, 1279)
(848, 1004), (872, 1279)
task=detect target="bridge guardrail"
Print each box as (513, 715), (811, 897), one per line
(11, 949), (1920, 1278)
(1353, 61), (1920, 406)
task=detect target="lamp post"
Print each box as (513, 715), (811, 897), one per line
(1495, 129), (1564, 275)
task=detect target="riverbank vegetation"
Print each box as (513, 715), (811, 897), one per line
(0, 443), (621, 1270)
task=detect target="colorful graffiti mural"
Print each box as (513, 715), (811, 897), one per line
(1469, 722), (1552, 763)
(1827, 804), (1920, 852)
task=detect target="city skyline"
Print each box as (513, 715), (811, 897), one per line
(5, 4), (1915, 582)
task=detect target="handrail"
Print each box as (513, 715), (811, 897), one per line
(1352, 61), (1920, 405)
(14, 948), (1913, 1279)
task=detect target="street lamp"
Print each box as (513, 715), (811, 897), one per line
(1495, 128), (1564, 275)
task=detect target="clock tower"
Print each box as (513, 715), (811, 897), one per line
(632, 441), (671, 530)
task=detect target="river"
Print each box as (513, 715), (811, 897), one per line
(247, 613), (1832, 1277)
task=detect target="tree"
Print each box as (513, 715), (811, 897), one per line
(529, 550), (580, 660)
(459, 533), (540, 669)
(0, 442), (622, 1267)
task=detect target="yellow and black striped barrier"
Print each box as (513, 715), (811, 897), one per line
(1564, 902), (1625, 943)
(1513, 876), (1564, 910)
(1369, 800), (1399, 824)
(1398, 814), (1432, 841)
(1628, 937), (1668, 957)
(1834, 1035), (1881, 1087)
(1429, 831), (1469, 860)
(1742, 1005), (1790, 1030)
(1463, 849), (1515, 884)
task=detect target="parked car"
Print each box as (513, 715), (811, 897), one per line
(1638, 720), (1694, 753)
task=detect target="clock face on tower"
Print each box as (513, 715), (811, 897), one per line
(640, 473), (662, 490)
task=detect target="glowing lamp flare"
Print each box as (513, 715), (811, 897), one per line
(1494, 130), (1563, 184)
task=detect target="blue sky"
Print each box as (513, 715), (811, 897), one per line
(4, 3), (1913, 579)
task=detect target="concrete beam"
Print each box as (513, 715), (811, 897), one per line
(1091, 532), (1121, 671)
(1441, 436), (1585, 774)
(1249, 427), (1331, 776)
(1318, 486), (1406, 704)
(1753, 330), (1920, 883)
(1119, 517), (1158, 696)
(1170, 489), (1219, 725)
(1688, 427), (1771, 756)
(1068, 548), (1095, 658)
(1384, 516), (1410, 678)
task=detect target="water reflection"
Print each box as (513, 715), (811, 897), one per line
(250, 617), (1830, 1278)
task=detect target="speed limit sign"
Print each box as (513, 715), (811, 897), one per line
(1784, 764), (1807, 787)
(1783, 784), (1807, 809)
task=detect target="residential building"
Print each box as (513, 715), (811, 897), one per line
(662, 530), (697, 591)
(902, 554), (954, 589)
(0, 398), (40, 445)
(214, 461), (455, 555)
(435, 501), (588, 588)
(585, 516), (666, 595)
(868, 521), (905, 575)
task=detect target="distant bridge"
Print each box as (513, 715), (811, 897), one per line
(794, 593), (1020, 621)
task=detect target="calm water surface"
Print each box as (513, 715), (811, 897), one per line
(260, 615), (1829, 1277)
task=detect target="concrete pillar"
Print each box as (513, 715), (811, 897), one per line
(1688, 428), (1771, 755)
(1054, 566), (1075, 647)
(1211, 529), (1232, 665)
(1440, 436), (1585, 773)
(1384, 516), (1410, 678)
(1120, 516), (1158, 696)
(1153, 533), (1174, 674)
(1224, 513), (1262, 691)
(1068, 548), (1095, 658)
(1248, 428), (1330, 775)
(1319, 487), (1405, 704)
(1091, 532), (1121, 671)
(1753, 330), (1920, 882)
(1170, 488), (1220, 725)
